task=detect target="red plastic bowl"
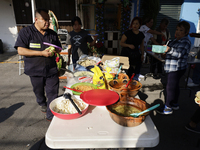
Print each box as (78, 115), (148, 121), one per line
(49, 95), (89, 120)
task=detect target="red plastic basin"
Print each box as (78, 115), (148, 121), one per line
(50, 95), (89, 120)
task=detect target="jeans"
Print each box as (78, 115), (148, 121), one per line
(191, 107), (200, 124)
(165, 69), (186, 107)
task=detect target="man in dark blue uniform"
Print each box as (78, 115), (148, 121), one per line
(14, 8), (61, 121)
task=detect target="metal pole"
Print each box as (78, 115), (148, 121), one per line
(31, 0), (36, 23)
(75, 0), (78, 16)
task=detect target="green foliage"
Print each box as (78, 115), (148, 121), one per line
(87, 42), (106, 57)
(120, 0), (132, 38)
(95, 0), (107, 43)
(141, 0), (160, 29)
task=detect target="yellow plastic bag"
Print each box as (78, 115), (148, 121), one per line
(104, 67), (113, 89)
(91, 65), (106, 89)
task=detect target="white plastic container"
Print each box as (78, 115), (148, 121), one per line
(152, 45), (167, 53)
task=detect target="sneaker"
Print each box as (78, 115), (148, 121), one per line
(185, 77), (193, 84)
(153, 75), (161, 79)
(45, 115), (53, 122)
(171, 103), (179, 110)
(40, 105), (47, 113)
(156, 105), (173, 115)
(187, 82), (199, 87)
(185, 124), (200, 134)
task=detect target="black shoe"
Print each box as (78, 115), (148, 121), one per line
(153, 74), (161, 79)
(171, 103), (179, 110)
(45, 115), (53, 122)
(40, 105), (47, 113)
(185, 124), (200, 134)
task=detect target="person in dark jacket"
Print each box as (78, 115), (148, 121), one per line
(14, 8), (61, 121)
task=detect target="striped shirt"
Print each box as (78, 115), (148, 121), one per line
(164, 36), (191, 73)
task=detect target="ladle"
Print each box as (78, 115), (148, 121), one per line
(125, 73), (135, 88)
(63, 86), (83, 93)
(130, 104), (160, 118)
(114, 65), (122, 79)
(63, 93), (82, 115)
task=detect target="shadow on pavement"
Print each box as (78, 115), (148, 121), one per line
(0, 102), (25, 123)
(0, 52), (18, 62)
(29, 137), (64, 150)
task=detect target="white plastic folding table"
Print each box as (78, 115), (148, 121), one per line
(45, 105), (159, 149)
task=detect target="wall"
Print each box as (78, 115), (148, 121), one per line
(0, 0), (18, 52)
(180, 0), (200, 45)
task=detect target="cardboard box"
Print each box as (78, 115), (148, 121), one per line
(101, 55), (129, 69)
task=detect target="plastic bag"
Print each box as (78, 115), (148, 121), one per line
(56, 53), (62, 71)
(91, 65), (106, 89)
(104, 57), (120, 73)
(104, 67), (113, 89)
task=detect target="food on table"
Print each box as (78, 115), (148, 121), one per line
(196, 91), (200, 98)
(111, 80), (138, 89)
(71, 83), (98, 95)
(110, 105), (142, 117)
(195, 97), (200, 104)
(53, 98), (87, 114)
(195, 91), (200, 104)
(78, 59), (97, 67)
(74, 85), (95, 92)
(74, 71), (94, 77)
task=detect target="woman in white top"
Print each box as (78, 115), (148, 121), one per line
(139, 17), (165, 47)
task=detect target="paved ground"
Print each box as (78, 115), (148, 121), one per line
(1, 52), (200, 150)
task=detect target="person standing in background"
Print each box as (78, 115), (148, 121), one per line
(66, 16), (97, 68)
(14, 8), (62, 121)
(139, 17), (165, 47)
(120, 17), (145, 80)
(157, 21), (191, 115)
(152, 18), (171, 79)
(187, 33), (200, 87)
(139, 17), (165, 63)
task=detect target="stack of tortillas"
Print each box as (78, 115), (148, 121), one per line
(195, 91), (200, 104)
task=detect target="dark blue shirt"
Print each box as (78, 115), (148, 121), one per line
(14, 24), (61, 77)
(66, 29), (93, 60)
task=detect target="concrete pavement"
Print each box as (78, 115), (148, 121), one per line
(0, 52), (200, 150)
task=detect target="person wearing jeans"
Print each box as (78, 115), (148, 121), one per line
(157, 21), (191, 115)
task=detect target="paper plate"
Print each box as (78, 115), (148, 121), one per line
(80, 89), (119, 106)
(43, 42), (62, 50)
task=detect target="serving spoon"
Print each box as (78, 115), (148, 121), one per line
(125, 73), (135, 88)
(114, 65), (122, 79)
(63, 86), (83, 93)
(130, 104), (160, 118)
(63, 93), (82, 115)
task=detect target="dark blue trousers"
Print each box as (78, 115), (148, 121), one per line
(191, 107), (200, 124)
(29, 73), (59, 118)
(165, 69), (186, 107)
